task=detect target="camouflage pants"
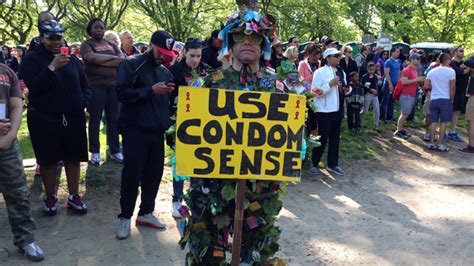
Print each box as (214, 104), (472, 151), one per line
(0, 140), (35, 247)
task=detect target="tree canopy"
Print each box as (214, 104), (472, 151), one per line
(0, 0), (473, 53)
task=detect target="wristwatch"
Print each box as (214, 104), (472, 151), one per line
(48, 64), (55, 72)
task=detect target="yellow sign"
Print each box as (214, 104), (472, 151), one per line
(175, 86), (305, 182)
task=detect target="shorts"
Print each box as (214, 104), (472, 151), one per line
(429, 98), (453, 123)
(466, 96), (474, 121)
(27, 109), (88, 165)
(399, 95), (416, 115)
(423, 92), (431, 116)
(453, 91), (467, 112)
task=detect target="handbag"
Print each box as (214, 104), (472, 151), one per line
(392, 80), (403, 101)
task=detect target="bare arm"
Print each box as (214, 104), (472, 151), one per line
(384, 67), (391, 85)
(401, 76), (424, 85)
(7, 97), (21, 137)
(0, 97), (22, 150)
(450, 79), (456, 101)
(423, 78), (431, 90)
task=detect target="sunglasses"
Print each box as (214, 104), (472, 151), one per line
(46, 35), (63, 41)
(458, 50), (464, 52)
(330, 54), (341, 58)
(232, 33), (263, 45)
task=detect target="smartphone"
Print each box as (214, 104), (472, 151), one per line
(60, 47), (69, 55)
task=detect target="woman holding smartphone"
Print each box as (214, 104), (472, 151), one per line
(20, 20), (91, 215)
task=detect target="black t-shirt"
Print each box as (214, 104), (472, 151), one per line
(451, 60), (469, 94)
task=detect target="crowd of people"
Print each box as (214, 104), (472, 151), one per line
(0, 6), (473, 263)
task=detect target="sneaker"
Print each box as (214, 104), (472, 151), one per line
(116, 218), (131, 239)
(393, 130), (408, 139)
(111, 152), (124, 164)
(327, 166), (345, 176)
(459, 146), (474, 154)
(43, 196), (57, 216)
(437, 144), (449, 152)
(90, 153), (100, 165)
(401, 129), (411, 137)
(19, 242), (44, 262)
(34, 164), (41, 178)
(136, 213), (166, 229)
(309, 166), (320, 174)
(448, 132), (462, 142)
(67, 195), (87, 214)
(356, 128), (363, 134)
(423, 133), (431, 142)
(427, 143), (437, 150)
(443, 135), (449, 142)
(171, 202), (183, 218)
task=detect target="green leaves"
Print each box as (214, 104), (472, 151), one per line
(213, 214), (231, 229)
(222, 185), (235, 201)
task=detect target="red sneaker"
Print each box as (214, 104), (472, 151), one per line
(67, 195), (88, 214)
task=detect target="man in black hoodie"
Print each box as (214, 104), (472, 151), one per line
(115, 30), (176, 239)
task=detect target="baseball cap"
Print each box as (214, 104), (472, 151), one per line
(39, 20), (64, 38)
(409, 53), (421, 60)
(324, 38), (339, 46)
(323, 48), (341, 59)
(150, 30), (176, 58)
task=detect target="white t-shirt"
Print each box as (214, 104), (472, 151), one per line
(427, 66), (456, 100)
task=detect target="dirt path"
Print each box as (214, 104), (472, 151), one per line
(1, 131), (473, 265)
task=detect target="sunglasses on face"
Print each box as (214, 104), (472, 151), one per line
(330, 54), (341, 58)
(458, 50), (464, 53)
(232, 33), (263, 45)
(46, 35), (63, 41)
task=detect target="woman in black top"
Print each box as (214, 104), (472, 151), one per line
(339, 45), (358, 83)
(168, 39), (211, 218)
(20, 20), (91, 216)
(1, 45), (19, 73)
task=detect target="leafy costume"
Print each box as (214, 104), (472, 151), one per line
(178, 2), (314, 265)
(179, 66), (288, 265)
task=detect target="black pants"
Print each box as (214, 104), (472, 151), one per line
(312, 112), (342, 168)
(88, 85), (120, 154)
(347, 104), (362, 130)
(118, 127), (165, 219)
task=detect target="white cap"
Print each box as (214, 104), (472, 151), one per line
(323, 48), (340, 59)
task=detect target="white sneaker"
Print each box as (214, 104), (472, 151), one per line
(116, 218), (131, 239)
(171, 202), (183, 218)
(423, 133), (431, 142)
(136, 213), (166, 229)
(111, 152), (124, 164)
(20, 242), (44, 262)
(90, 153), (100, 165)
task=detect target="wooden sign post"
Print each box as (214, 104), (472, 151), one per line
(231, 179), (246, 266)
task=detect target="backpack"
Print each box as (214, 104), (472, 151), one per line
(392, 80), (403, 101)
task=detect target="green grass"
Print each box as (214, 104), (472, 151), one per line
(19, 103), (468, 182)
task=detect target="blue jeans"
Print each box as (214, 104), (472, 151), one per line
(173, 178), (183, 202)
(380, 82), (394, 122)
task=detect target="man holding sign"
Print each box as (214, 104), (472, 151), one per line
(176, 3), (302, 265)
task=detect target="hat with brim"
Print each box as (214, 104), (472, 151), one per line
(323, 48), (341, 59)
(150, 30), (176, 58)
(409, 53), (421, 60)
(43, 32), (63, 38)
(39, 20), (64, 38)
(324, 38), (339, 46)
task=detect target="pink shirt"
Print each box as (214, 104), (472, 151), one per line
(401, 65), (419, 97)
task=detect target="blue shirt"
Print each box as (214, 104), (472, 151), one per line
(384, 58), (401, 84)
